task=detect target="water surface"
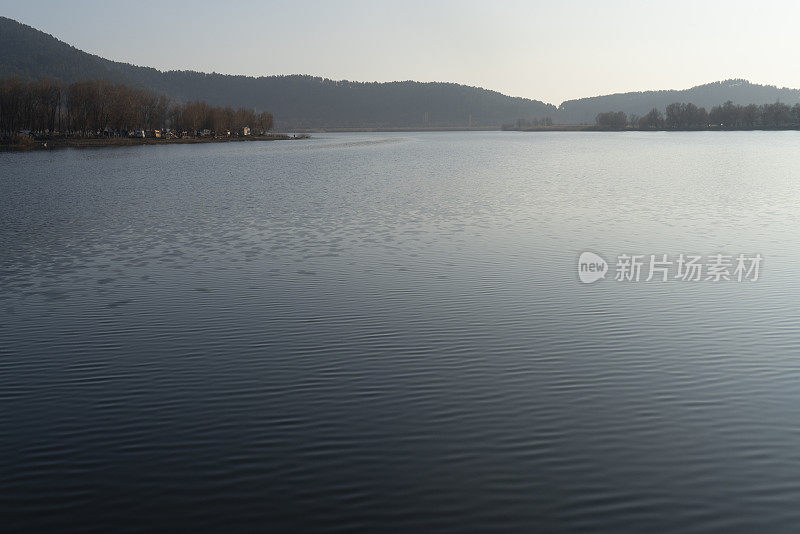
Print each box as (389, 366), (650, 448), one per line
(2, 132), (800, 532)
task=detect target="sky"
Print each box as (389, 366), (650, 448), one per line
(2, 0), (800, 105)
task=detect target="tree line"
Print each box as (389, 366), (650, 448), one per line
(501, 117), (554, 130)
(0, 78), (274, 137)
(596, 101), (800, 130)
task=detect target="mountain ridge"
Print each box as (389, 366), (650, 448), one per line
(4, 16), (800, 127)
(0, 16), (555, 128)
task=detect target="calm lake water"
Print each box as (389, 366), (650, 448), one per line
(3, 131), (800, 532)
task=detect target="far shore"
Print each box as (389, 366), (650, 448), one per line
(0, 133), (309, 152)
(294, 126), (497, 133)
(502, 125), (800, 132)
(294, 125), (800, 133)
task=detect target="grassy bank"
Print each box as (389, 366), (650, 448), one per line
(0, 133), (309, 151)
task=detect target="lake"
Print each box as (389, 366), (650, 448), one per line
(3, 131), (800, 532)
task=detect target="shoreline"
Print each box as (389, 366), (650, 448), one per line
(293, 126), (497, 133)
(503, 125), (800, 132)
(0, 133), (308, 151)
(284, 126), (800, 133)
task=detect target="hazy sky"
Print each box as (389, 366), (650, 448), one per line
(3, 0), (800, 104)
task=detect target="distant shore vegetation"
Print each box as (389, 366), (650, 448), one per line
(0, 78), (275, 145)
(505, 101), (800, 131)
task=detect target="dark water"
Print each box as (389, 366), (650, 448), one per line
(2, 132), (800, 532)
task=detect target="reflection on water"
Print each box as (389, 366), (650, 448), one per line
(3, 132), (800, 532)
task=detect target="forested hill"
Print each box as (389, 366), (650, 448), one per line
(0, 16), (556, 128)
(7, 16), (800, 128)
(556, 80), (800, 124)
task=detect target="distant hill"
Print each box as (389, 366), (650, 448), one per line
(5, 16), (800, 128)
(556, 80), (800, 124)
(0, 16), (556, 129)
